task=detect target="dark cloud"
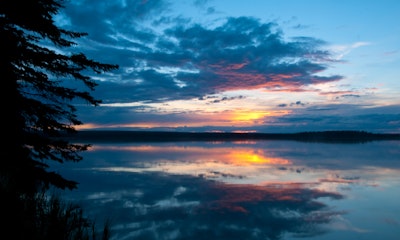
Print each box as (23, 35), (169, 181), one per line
(341, 94), (361, 98)
(277, 101), (306, 108)
(193, 0), (216, 15)
(59, 3), (342, 103)
(164, 17), (342, 95)
(259, 104), (400, 133)
(289, 101), (306, 107)
(206, 7), (216, 14)
(60, 0), (172, 67)
(207, 95), (245, 104)
(193, 0), (212, 7)
(64, 0), (168, 31)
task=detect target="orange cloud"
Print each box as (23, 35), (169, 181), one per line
(77, 108), (292, 130)
(208, 62), (308, 92)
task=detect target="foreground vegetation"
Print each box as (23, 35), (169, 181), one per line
(2, 0), (117, 238)
(2, 187), (110, 240)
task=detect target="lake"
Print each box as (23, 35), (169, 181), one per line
(53, 140), (400, 240)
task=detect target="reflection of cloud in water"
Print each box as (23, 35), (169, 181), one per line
(62, 171), (345, 240)
(87, 144), (292, 166)
(79, 141), (400, 186)
(84, 144), (294, 184)
(55, 141), (400, 239)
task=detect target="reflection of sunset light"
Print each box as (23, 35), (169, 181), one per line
(91, 145), (292, 167)
(84, 142), (400, 192)
(226, 150), (291, 166)
(89, 144), (293, 185)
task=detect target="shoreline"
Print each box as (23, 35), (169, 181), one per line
(63, 130), (400, 143)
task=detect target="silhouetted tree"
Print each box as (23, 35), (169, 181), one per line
(2, 0), (118, 193)
(1, 0), (118, 238)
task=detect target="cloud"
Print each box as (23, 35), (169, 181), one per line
(259, 104), (400, 133)
(57, 1), (400, 133)
(205, 95), (245, 104)
(74, 102), (400, 133)
(60, 3), (343, 103)
(291, 101), (306, 106)
(277, 101), (306, 108)
(329, 41), (371, 60)
(166, 17), (342, 94)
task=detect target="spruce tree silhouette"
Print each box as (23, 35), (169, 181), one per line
(1, 0), (118, 239)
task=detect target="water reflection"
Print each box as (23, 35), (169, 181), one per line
(56, 140), (400, 240)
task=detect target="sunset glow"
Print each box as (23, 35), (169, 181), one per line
(230, 110), (291, 123)
(18, 0), (400, 239)
(60, 0), (399, 133)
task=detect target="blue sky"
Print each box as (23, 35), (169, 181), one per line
(56, 0), (400, 133)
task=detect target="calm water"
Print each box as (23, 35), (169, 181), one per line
(53, 140), (400, 240)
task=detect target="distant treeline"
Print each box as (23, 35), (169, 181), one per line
(63, 130), (400, 143)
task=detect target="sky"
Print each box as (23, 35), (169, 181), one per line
(56, 0), (400, 133)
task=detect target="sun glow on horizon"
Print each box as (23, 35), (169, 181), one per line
(77, 107), (292, 130)
(230, 110), (290, 123)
